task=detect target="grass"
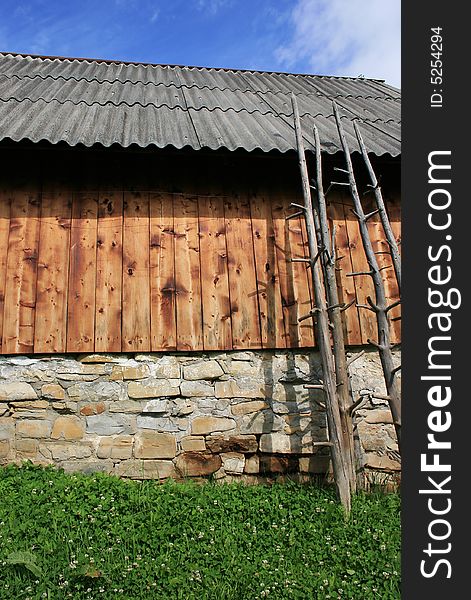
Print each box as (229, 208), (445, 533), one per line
(0, 464), (400, 599)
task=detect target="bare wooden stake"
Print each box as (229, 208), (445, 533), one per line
(354, 120), (401, 292)
(292, 94), (352, 512)
(334, 102), (401, 451)
(312, 124), (357, 493)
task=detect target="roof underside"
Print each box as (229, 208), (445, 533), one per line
(0, 52), (401, 157)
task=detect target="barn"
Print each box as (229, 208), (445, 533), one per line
(0, 52), (401, 480)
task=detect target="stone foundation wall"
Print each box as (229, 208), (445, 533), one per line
(0, 349), (400, 482)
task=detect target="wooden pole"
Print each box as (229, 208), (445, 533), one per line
(333, 102), (401, 451)
(291, 94), (351, 511)
(353, 121), (401, 292)
(312, 124), (357, 492)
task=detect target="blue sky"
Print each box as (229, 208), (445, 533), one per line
(0, 0), (400, 86)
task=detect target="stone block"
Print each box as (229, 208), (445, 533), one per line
(183, 361), (224, 381)
(142, 399), (168, 413)
(181, 436), (206, 452)
(51, 416), (84, 441)
(0, 439), (9, 459)
(109, 400), (144, 414)
(115, 459), (176, 479)
(97, 436), (133, 459)
(206, 435), (258, 454)
(260, 455), (298, 474)
(0, 418), (14, 440)
(180, 381), (214, 397)
(110, 365), (150, 381)
(16, 419), (52, 438)
(170, 400), (195, 416)
(15, 438), (39, 459)
(128, 380), (180, 398)
(191, 416), (235, 435)
(0, 382), (37, 401)
(151, 356), (180, 379)
(40, 442), (92, 461)
(220, 452), (245, 474)
(80, 354), (122, 363)
(238, 412), (283, 434)
(10, 400), (49, 410)
(244, 455), (259, 474)
(41, 384), (65, 400)
(134, 431), (177, 459)
(364, 453), (401, 472)
(137, 416), (178, 432)
(175, 452), (221, 477)
(231, 400), (268, 416)
(86, 414), (133, 436)
(80, 402), (106, 416)
(215, 379), (265, 399)
(364, 410), (394, 424)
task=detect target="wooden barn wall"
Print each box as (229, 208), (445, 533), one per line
(0, 144), (401, 355)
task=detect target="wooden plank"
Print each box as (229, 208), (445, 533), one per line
(34, 191), (72, 353)
(224, 195), (262, 350)
(272, 196), (314, 348)
(149, 192), (177, 351)
(0, 191), (11, 353)
(2, 190), (41, 353)
(66, 192), (98, 352)
(95, 191), (123, 352)
(329, 201), (362, 345)
(174, 194), (203, 351)
(198, 194), (232, 351)
(122, 191), (151, 351)
(250, 192), (286, 349)
(386, 197), (401, 343)
(343, 198), (378, 345)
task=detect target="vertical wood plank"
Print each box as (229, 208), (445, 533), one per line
(250, 192), (286, 349)
(0, 192), (11, 353)
(95, 191), (123, 352)
(34, 190), (72, 353)
(386, 197), (401, 343)
(198, 194), (232, 351)
(344, 200), (378, 345)
(122, 191), (150, 351)
(66, 192), (98, 352)
(2, 190), (41, 353)
(224, 195), (262, 349)
(272, 196), (315, 348)
(329, 201), (363, 345)
(150, 192), (177, 351)
(174, 194), (203, 351)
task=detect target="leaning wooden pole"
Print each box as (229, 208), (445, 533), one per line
(353, 121), (401, 292)
(312, 124), (356, 492)
(291, 95), (351, 511)
(333, 102), (401, 451)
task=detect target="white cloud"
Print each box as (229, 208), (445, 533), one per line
(150, 8), (160, 23)
(275, 0), (400, 87)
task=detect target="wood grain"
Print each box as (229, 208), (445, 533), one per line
(174, 194), (203, 351)
(34, 190), (72, 353)
(67, 192), (98, 352)
(122, 191), (151, 351)
(198, 195), (232, 351)
(250, 193), (286, 349)
(150, 192), (177, 351)
(95, 191), (123, 352)
(224, 195), (262, 349)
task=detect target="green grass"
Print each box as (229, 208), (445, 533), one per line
(0, 464), (400, 600)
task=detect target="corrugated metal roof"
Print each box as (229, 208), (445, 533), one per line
(0, 52), (401, 156)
